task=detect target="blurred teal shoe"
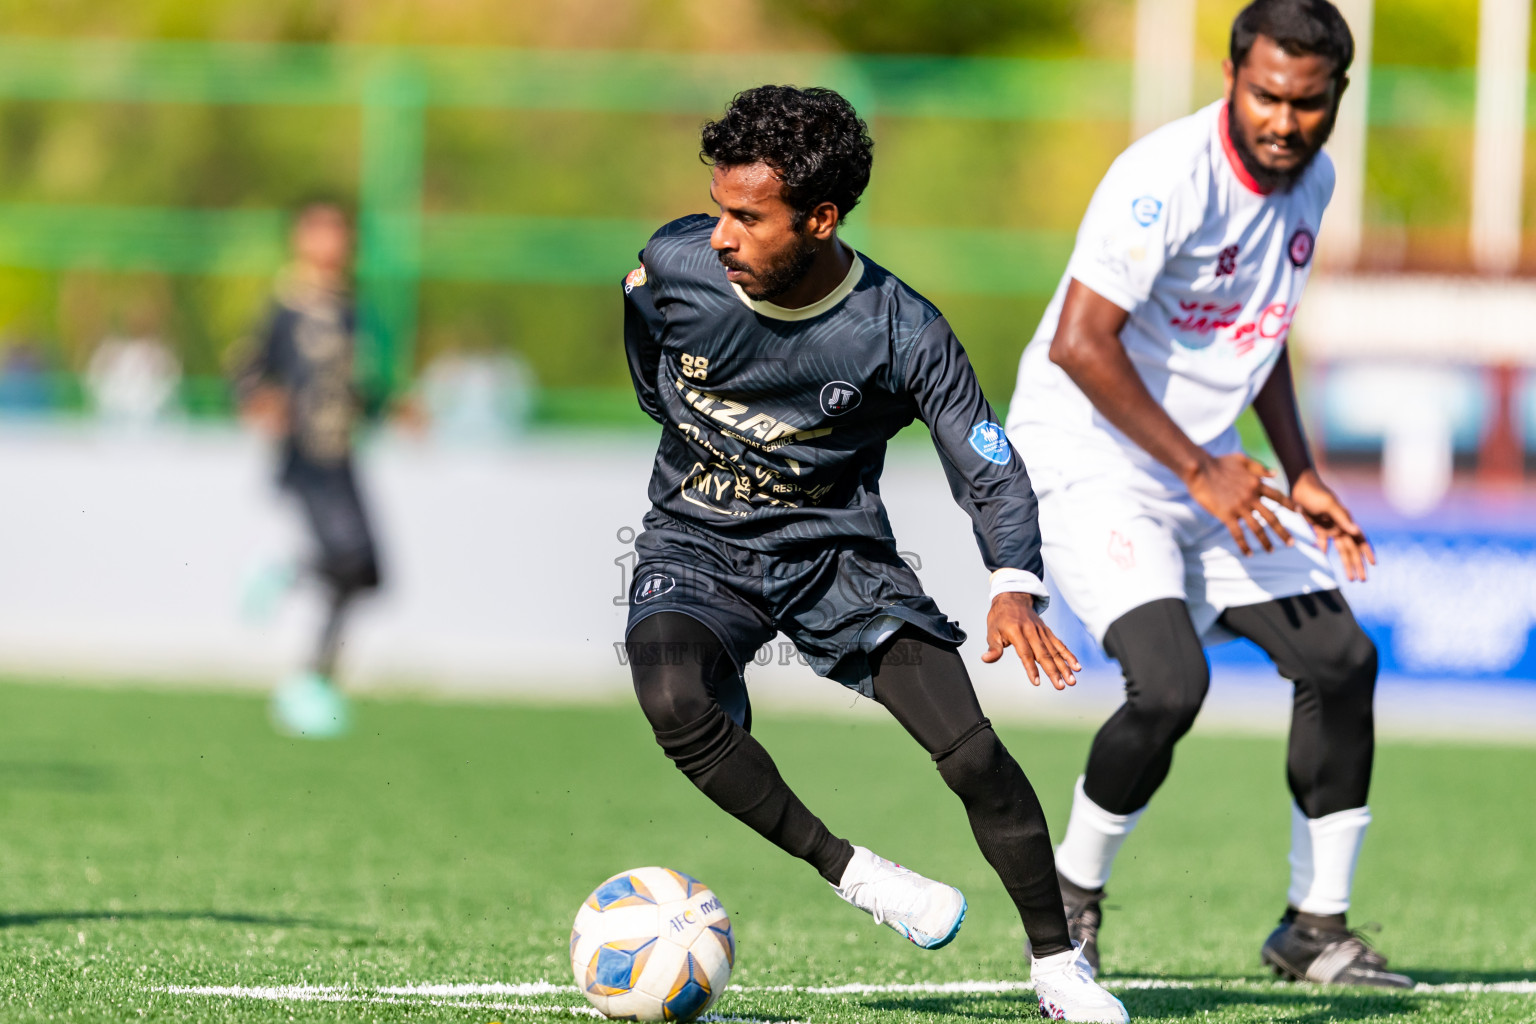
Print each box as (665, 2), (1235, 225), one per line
(270, 672), (350, 739)
(241, 560), (298, 624)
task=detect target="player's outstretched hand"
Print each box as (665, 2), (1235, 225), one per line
(1290, 468), (1375, 582)
(1186, 452), (1297, 557)
(982, 592), (1081, 689)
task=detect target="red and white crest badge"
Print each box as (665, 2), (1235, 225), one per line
(624, 264), (648, 294)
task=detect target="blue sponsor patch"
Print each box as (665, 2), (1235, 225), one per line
(1131, 195), (1163, 226)
(968, 421), (1012, 465)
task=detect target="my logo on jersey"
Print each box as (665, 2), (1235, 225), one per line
(1288, 227), (1314, 268)
(819, 381), (862, 417)
(624, 264), (648, 294)
(633, 572), (675, 603)
(968, 421), (1012, 465)
(1131, 195), (1163, 227)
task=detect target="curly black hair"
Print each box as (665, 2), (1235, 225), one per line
(700, 85), (874, 227)
(1231, 0), (1353, 83)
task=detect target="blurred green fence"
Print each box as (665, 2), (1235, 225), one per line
(0, 38), (1510, 423)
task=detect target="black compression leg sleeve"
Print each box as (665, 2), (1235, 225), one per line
(1083, 598), (1210, 815)
(1219, 593), (1377, 817)
(628, 612), (854, 884)
(312, 584), (354, 679)
(870, 630), (1072, 958)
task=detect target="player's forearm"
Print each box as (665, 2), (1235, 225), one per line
(1251, 349), (1315, 485)
(1050, 327), (1209, 483)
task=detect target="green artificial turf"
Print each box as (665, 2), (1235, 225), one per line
(0, 680), (1531, 1022)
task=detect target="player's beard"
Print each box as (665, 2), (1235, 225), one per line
(1226, 88), (1337, 193)
(719, 236), (819, 303)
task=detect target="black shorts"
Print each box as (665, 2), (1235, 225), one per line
(281, 453), (381, 593)
(624, 513), (963, 696)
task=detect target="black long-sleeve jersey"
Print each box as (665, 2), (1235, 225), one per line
(624, 214), (1044, 578)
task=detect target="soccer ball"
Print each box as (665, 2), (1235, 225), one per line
(570, 866), (734, 1022)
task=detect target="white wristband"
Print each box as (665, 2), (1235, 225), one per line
(989, 568), (1050, 613)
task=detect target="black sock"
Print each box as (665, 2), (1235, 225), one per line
(630, 612), (853, 885)
(653, 707), (853, 884)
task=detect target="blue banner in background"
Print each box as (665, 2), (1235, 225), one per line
(1040, 496), (1536, 684)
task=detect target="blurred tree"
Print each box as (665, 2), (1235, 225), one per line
(776, 0), (1085, 55)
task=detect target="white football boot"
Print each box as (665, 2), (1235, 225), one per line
(1032, 943), (1129, 1022)
(831, 845), (967, 949)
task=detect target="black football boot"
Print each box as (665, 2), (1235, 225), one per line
(1261, 908), (1413, 988)
(1058, 872), (1105, 976)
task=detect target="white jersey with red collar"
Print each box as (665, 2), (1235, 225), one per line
(1006, 98), (1333, 496)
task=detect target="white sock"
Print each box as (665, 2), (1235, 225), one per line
(1288, 803), (1371, 915)
(1054, 776), (1145, 890)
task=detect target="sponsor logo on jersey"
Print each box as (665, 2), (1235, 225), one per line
(968, 421), (1012, 465)
(624, 264), (648, 294)
(1288, 227), (1314, 268)
(819, 381), (862, 416)
(674, 379), (833, 450)
(634, 572), (675, 603)
(1215, 243), (1240, 278)
(1131, 195), (1163, 227)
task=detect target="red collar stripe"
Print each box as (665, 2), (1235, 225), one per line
(1220, 103), (1271, 196)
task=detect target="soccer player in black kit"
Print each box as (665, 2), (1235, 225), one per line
(621, 87), (1128, 1023)
(238, 201), (382, 739)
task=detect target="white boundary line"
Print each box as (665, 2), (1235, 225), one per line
(160, 977), (1536, 1002)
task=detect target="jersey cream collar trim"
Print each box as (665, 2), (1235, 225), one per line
(730, 248), (864, 321)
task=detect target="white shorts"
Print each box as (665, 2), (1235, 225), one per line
(1037, 474), (1338, 644)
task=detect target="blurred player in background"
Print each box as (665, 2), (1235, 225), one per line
(622, 86), (1127, 1023)
(237, 201), (382, 739)
(1007, 0), (1409, 988)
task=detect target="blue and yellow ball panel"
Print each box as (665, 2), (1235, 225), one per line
(569, 928), (581, 960)
(665, 868), (705, 898)
(662, 953), (711, 1022)
(707, 922), (735, 968)
(587, 873), (658, 911)
(585, 937), (656, 996)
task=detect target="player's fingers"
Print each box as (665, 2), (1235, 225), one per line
(1361, 538), (1377, 566)
(981, 630), (1005, 664)
(1254, 502), (1294, 546)
(1243, 456), (1275, 478)
(1027, 621), (1076, 687)
(1022, 624), (1070, 690)
(1336, 535), (1365, 582)
(1226, 518), (1254, 557)
(1001, 624), (1040, 685)
(1328, 502), (1363, 537)
(1047, 627), (1084, 672)
(1244, 512), (1274, 553)
(1258, 484), (1298, 511)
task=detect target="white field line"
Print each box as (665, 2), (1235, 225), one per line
(160, 977), (1536, 1003)
(159, 986), (603, 1015)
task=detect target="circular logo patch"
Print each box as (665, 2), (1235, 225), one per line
(1288, 227), (1314, 268)
(633, 573), (676, 604)
(819, 381), (862, 417)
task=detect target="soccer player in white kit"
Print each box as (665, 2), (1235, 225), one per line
(1006, 0), (1411, 988)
